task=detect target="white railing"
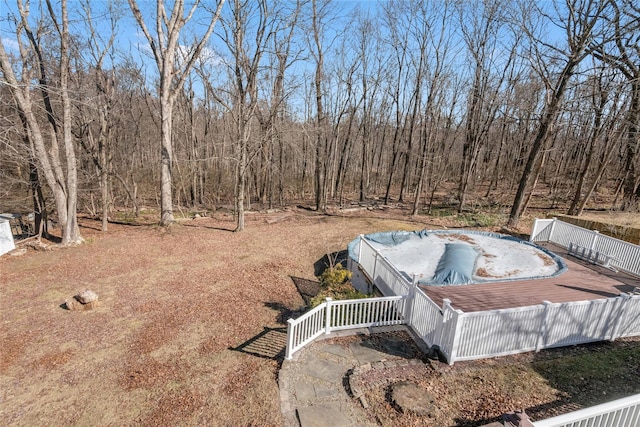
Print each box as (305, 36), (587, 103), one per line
(327, 296), (407, 332)
(285, 303), (327, 360)
(451, 295), (640, 362)
(455, 304), (544, 360)
(359, 236), (412, 296)
(288, 220), (640, 363)
(543, 298), (622, 347)
(408, 289), (445, 347)
(533, 393), (640, 427)
(531, 218), (640, 277)
(285, 296), (407, 359)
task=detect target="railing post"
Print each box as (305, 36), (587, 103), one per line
(325, 298), (333, 335)
(446, 303), (464, 366)
(372, 251), (379, 283)
(437, 298), (452, 348)
(548, 217), (558, 243)
(610, 294), (631, 341)
(404, 274), (418, 322)
(285, 318), (295, 360)
(536, 301), (552, 352)
(530, 218), (540, 242)
(589, 230), (600, 251)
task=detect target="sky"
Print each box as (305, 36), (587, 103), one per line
(0, 0), (571, 120)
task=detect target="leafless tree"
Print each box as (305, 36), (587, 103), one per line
(591, 0), (640, 211)
(206, 0), (272, 230)
(507, 0), (613, 227)
(309, 0), (331, 212)
(457, 0), (518, 213)
(128, 0), (224, 226)
(0, 0), (83, 244)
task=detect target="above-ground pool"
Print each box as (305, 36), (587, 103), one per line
(348, 230), (566, 286)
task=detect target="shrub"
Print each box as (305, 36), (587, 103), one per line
(311, 265), (367, 307)
(319, 264), (352, 290)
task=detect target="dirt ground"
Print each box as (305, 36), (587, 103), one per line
(573, 211), (640, 229)
(1, 206), (639, 426)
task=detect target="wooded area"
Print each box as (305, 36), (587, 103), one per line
(1, 0), (639, 241)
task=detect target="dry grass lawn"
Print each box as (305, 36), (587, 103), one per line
(2, 206), (638, 426)
(1, 207), (449, 426)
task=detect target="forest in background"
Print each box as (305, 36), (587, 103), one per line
(0, 0), (638, 243)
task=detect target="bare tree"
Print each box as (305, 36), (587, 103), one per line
(253, 0), (303, 208)
(457, 0), (517, 213)
(591, 0), (640, 211)
(566, 67), (626, 215)
(128, 0), (224, 225)
(381, 1), (413, 204)
(412, 2), (455, 216)
(309, 0), (330, 211)
(507, 0), (613, 227)
(73, 0), (121, 232)
(0, 0), (83, 244)
(205, 0), (273, 231)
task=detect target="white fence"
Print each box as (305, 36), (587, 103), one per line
(358, 237), (412, 297)
(533, 393), (640, 427)
(286, 221), (640, 363)
(449, 294), (640, 363)
(285, 296), (407, 359)
(531, 218), (640, 277)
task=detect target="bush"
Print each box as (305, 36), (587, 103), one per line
(311, 265), (368, 307)
(319, 264), (352, 290)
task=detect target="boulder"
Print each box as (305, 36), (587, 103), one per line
(65, 298), (99, 311)
(64, 289), (99, 311)
(391, 381), (436, 417)
(75, 289), (98, 304)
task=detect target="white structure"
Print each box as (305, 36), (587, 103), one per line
(287, 220), (640, 364)
(0, 219), (15, 256)
(285, 219), (640, 427)
(533, 393), (640, 427)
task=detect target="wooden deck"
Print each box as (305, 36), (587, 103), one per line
(420, 243), (640, 313)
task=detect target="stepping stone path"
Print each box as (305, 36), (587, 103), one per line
(279, 326), (426, 427)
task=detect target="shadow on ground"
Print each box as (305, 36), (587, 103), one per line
(313, 250), (349, 277)
(526, 339), (640, 420)
(229, 326), (288, 362)
(290, 276), (321, 305)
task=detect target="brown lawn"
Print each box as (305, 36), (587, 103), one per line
(0, 207), (446, 426)
(2, 207), (639, 426)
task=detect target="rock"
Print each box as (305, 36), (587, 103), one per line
(391, 381), (436, 417)
(64, 289), (99, 311)
(75, 289), (98, 304)
(9, 248), (27, 256)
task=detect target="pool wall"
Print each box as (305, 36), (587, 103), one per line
(348, 229), (568, 292)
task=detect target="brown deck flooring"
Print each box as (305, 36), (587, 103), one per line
(420, 243), (640, 313)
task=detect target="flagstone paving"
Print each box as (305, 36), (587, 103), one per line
(278, 326), (425, 427)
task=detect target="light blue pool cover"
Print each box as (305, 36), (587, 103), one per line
(348, 229), (567, 286)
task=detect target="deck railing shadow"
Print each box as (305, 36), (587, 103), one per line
(229, 326), (287, 362)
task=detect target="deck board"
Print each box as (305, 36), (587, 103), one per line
(420, 243), (640, 312)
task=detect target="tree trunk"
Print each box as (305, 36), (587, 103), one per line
(621, 82), (640, 211)
(508, 59), (579, 227)
(159, 88), (175, 225)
